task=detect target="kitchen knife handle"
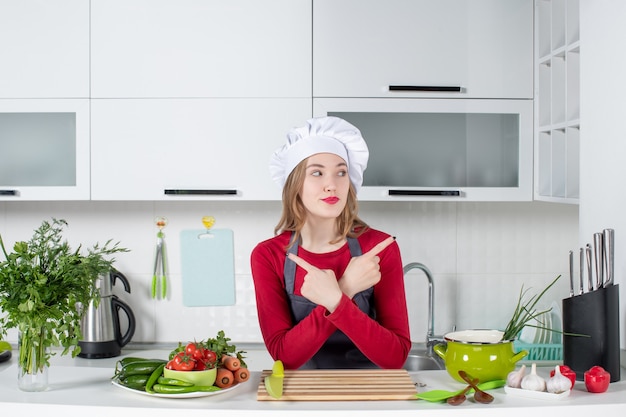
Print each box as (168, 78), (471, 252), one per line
(568, 250), (574, 297)
(579, 248), (585, 295)
(586, 244), (594, 292)
(388, 189), (461, 196)
(389, 85), (462, 92)
(603, 228), (614, 287)
(164, 189), (238, 196)
(593, 233), (604, 291)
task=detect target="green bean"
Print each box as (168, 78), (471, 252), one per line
(152, 384), (222, 394)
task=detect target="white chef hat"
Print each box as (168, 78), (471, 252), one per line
(270, 116), (369, 193)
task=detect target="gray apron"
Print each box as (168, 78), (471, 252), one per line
(284, 234), (377, 369)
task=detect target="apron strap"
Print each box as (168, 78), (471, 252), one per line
(284, 233), (361, 295)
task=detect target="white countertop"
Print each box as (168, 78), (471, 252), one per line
(1, 348), (625, 417)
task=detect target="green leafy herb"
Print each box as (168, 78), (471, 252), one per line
(502, 275), (561, 341)
(0, 218), (128, 372)
(205, 330), (247, 367)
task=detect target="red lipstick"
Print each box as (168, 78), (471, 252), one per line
(322, 196), (339, 204)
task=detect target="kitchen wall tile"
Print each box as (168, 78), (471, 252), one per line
(456, 202), (578, 274)
(0, 200), (578, 347)
(454, 272), (569, 332)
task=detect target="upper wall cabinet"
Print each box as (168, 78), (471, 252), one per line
(315, 98), (534, 201)
(90, 98), (310, 201)
(313, 0), (533, 99)
(91, 0), (312, 98)
(0, 99), (90, 200)
(0, 0), (89, 98)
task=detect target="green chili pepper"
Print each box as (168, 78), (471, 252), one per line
(145, 363), (166, 394)
(116, 357), (166, 372)
(157, 376), (194, 387)
(116, 360), (167, 379)
(118, 374), (150, 391)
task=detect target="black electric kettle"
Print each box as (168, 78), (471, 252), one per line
(78, 269), (136, 359)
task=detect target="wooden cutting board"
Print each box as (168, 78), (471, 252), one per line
(257, 369), (417, 401)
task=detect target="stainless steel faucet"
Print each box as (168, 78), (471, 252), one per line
(403, 262), (445, 356)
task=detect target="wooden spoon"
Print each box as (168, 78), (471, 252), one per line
(458, 370), (495, 404)
(415, 379), (505, 402)
(446, 380), (476, 406)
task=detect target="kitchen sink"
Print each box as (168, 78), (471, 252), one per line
(403, 350), (444, 371)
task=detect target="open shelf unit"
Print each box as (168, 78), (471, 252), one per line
(534, 0), (580, 204)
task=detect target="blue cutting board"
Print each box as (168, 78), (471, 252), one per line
(180, 229), (235, 306)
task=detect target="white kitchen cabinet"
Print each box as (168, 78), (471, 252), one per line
(91, 0), (312, 99)
(313, 0), (533, 99)
(0, 99), (90, 200)
(90, 99), (311, 201)
(0, 0), (89, 98)
(315, 98), (534, 202)
(534, 0), (580, 203)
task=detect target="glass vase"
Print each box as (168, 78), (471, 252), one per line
(17, 326), (49, 392)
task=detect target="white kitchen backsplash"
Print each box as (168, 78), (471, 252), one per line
(0, 200), (578, 346)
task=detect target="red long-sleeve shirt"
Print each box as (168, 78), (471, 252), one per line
(250, 228), (411, 369)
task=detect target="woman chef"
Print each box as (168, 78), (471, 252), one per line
(250, 116), (411, 369)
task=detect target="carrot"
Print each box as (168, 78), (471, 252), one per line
(233, 367), (249, 383)
(222, 355), (240, 371)
(215, 367), (234, 388)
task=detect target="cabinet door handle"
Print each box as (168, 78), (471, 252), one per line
(164, 189), (238, 196)
(389, 85), (462, 92)
(0, 190), (18, 196)
(388, 190), (461, 197)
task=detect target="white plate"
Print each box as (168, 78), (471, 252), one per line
(540, 312), (552, 344)
(111, 379), (243, 399)
(504, 385), (570, 400)
(519, 325), (536, 344)
(550, 301), (562, 344)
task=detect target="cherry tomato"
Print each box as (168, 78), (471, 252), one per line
(172, 352), (195, 371)
(204, 349), (217, 364)
(192, 349), (217, 370)
(185, 342), (205, 361)
(584, 366), (610, 393)
(550, 365), (576, 389)
(194, 360), (207, 371)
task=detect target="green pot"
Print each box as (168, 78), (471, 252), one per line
(434, 329), (528, 383)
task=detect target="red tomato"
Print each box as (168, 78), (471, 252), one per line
(173, 352), (196, 371)
(550, 365), (576, 389)
(185, 342), (203, 360)
(192, 349), (217, 370)
(204, 349), (217, 364)
(584, 366), (610, 393)
(194, 360), (207, 371)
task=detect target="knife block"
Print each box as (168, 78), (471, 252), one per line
(562, 284), (620, 382)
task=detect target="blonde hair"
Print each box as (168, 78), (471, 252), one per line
(274, 158), (368, 249)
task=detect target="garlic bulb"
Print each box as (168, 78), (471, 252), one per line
(506, 364), (526, 388)
(547, 365), (572, 393)
(521, 363), (546, 392)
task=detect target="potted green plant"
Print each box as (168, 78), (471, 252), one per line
(0, 218), (128, 391)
